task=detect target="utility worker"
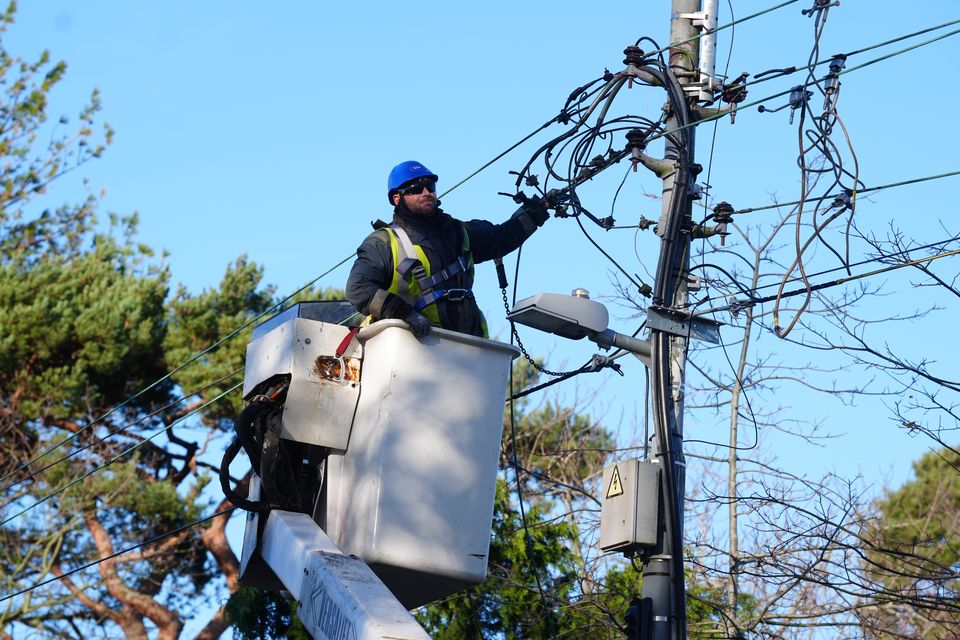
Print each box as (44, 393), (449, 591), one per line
(346, 160), (550, 338)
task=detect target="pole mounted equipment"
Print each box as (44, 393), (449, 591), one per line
(758, 85), (814, 124)
(720, 72), (749, 123)
(823, 54), (847, 109)
(712, 201), (735, 244)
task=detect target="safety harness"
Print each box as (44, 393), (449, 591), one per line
(386, 223), (476, 324)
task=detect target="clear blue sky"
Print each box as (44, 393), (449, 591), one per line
(13, 0), (960, 482)
(9, 0), (960, 632)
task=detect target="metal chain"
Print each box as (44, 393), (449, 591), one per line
(501, 287), (568, 377)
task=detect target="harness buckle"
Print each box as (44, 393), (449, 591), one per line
(445, 288), (470, 303)
(411, 264), (428, 282)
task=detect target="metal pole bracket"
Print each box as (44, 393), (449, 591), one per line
(646, 306), (721, 344)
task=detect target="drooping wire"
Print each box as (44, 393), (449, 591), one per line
(574, 216), (648, 293)
(1, 382), (242, 527)
(0, 368), (243, 497)
(0, 507), (236, 604)
(0, 255), (354, 490)
(689, 232), (960, 311)
(763, 3), (864, 337)
(506, 357), (555, 634)
(507, 353), (626, 402)
(694, 242), (960, 319)
(660, 26), (960, 156)
(683, 330), (760, 452)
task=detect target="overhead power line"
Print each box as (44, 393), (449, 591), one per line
(696, 243), (960, 318)
(691, 233), (960, 309)
(0, 256), (352, 491)
(0, 507), (236, 605)
(731, 169), (960, 216)
(648, 24), (960, 152)
(442, 0), (804, 203)
(746, 19), (960, 90)
(0, 382), (242, 527)
(652, 0), (800, 58)
(0, 369), (243, 498)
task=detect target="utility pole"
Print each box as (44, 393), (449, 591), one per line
(640, 1), (706, 639)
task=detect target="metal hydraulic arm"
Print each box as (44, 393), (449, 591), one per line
(256, 509), (430, 640)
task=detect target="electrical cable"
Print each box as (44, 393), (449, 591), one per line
(844, 19), (960, 58)
(506, 361), (556, 634)
(732, 169), (960, 216)
(0, 507), (236, 604)
(0, 368), (243, 498)
(773, 107), (860, 337)
(636, 48), (693, 640)
(650, 26), (960, 157)
(683, 329), (760, 452)
(689, 232), (960, 310)
(0, 254), (354, 490)
(643, 365), (651, 461)
(650, 0), (800, 59)
(497, 237), (557, 628)
(841, 26), (960, 77)
(688, 262), (754, 298)
(696, 244), (960, 319)
(507, 353), (626, 402)
(439, 114), (565, 199)
(574, 216), (647, 293)
(0, 382), (242, 527)
(739, 20), (960, 105)
(440, 16), (959, 237)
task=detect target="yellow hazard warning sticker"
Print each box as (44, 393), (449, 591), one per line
(606, 465), (624, 498)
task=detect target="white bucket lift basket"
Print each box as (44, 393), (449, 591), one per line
(241, 305), (519, 609)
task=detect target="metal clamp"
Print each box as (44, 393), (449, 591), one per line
(646, 306), (721, 344)
(758, 85), (813, 124)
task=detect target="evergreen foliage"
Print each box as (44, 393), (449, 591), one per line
(859, 446), (960, 638)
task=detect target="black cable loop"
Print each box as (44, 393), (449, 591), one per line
(508, 356), (623, 402)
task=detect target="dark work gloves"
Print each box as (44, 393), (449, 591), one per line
(404, 310), (432, 338)
(525, 196), (550, 227)
(511, 196), (550, 235)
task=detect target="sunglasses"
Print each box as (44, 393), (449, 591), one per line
(398, 178), (437, 196)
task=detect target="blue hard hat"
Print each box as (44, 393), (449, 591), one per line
(387, 161), (438, 202)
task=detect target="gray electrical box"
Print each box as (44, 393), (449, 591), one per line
(599, 458), (660, 554)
